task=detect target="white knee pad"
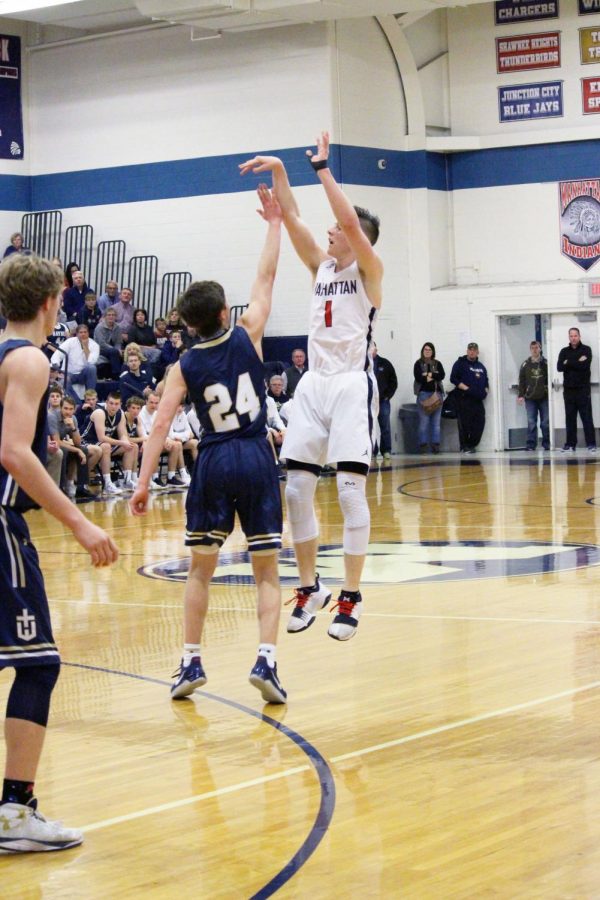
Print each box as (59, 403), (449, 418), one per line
(337, 471), (370, 556)
(285, 469), (319, 544)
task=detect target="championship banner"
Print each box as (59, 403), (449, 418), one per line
(0, 35), (23, 160)
(498, 80), (563, 121)
(495, 0), (559, 26)
(582, 76), (600, 112)
(559, 180), (600, 271)
(579, 0), (600, 14)
(496, 31), (561, 72)
(579, 27), (600, 63)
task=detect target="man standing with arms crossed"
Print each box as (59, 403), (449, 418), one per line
(130, 185), (288, 703)
(240, 132), (383, 641)
(0, 254), (118, 853)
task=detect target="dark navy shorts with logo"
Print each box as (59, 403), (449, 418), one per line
(0, 507), (59, 669)
(185, 436), (282, 553)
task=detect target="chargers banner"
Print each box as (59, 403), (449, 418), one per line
(559, 180), (600, 271)
(495, 0), (559, 25)
(0, 35), (23, 160)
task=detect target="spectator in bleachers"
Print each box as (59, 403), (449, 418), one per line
(165, 308), (182, 335)
(75, 389), (98, 436)
(64, 261), (79, 288)
(138, 391), (177, 489)
(167, 403), (197, 485)
(95, 307), (123, 378)
(154, 317), (168, 348)
(45, 385), (64, 488)
(51, 323), (99, 400)
(55, 396), (102, 500)
(76, 292), (101, 338)
(268, 374), (289, 411)
(63, 269), (94, 319)
(110, 286), (134, 341)
(157, 329), (184, 380)
(126, 308), (161, 365)
(87, 392), (138, 494)
(284, 348), (307, 398)
(2, 232), (30, 259)
(186, 404), (202, 441)
(98, 280), (120, 313)
(124, 396), (145, 459)
(119, 345), (154, 404)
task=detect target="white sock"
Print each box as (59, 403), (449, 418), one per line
(123, 469), (132, 483)
(179, 468), (188, 479)
(168, 470), (176, 480)
(103, 474), (112, 487)
(258, 643), (276, 668)
(183, 643), (201, 666)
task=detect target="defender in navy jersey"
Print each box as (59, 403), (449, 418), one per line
(130, 185), (287, 705)
(241, 132), (384, 642)
(0, 254), (118, 853)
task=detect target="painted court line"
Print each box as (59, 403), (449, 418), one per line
(49, 597), (600, 627)
(80, 678), (600, 834)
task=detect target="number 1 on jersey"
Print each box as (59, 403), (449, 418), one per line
(324, 300), (333, 328)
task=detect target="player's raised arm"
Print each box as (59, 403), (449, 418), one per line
(237, 184), (282, 348)
(239, 154), (326, 276)
(308, 131), (383, 308)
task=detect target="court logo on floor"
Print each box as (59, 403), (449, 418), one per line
(138, 540), (600, 585)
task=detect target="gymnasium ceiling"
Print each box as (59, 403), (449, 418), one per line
(0, 0), (490, 38)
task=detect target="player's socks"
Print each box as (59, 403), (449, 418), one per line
(2, 779), (34, 807)
(257, 643), (276, 668)
(168, 470), (176, 481)
(183, 643), (201, 667)
(103, 474), (112, 488)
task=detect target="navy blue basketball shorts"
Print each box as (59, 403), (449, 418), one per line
(185, 436), (282, 553)
(0, 507), (59, 669)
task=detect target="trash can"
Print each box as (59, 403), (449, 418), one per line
(398, 403), (420, 454)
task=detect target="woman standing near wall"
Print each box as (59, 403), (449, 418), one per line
(414, 342), (445, 454)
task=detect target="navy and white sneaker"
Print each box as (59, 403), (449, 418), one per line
(170, 656), (207, 699)
(249, 656), (287, 704)
(285, 575), (331, 633)
(0, 801), (83, 853)
(328, 592), (363, 641)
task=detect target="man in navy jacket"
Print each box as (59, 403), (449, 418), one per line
(450, 342), (489, 453)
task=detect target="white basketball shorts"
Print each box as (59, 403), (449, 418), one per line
(281, 370), (378, 467)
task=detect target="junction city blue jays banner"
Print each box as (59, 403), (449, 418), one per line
(0, 35), (24, 160)
(495, 0), (559, 25)
(498, 80), (563, 121)
(559, 179), (600, 271)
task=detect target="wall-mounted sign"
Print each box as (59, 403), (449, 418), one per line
(498, 80), (563, 121)
(580, 27), (600, 63)
(496, 31), (561, 72)
(579, 0), (600, 15)
(0, 35), (23, 160)
(495, 0), (559, 25)
(559, 180), (600, 271)
(582, 76), (600, 112)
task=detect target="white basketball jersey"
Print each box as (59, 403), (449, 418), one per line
(308, 259), (377, 376)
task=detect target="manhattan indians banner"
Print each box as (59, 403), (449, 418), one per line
(0, 35), (24, 160)
(559, 179), (600, 271)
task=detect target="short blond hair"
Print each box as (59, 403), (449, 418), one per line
(0, 254), (62, 322)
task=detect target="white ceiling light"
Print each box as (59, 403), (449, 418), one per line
(0, 0), (86, 15)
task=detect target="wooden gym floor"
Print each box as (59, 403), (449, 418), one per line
(2, 451), (600, 898)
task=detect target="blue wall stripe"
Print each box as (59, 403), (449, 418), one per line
(1, 138), (600, 213)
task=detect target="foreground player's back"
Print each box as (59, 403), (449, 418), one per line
(180, 326), (267, 444)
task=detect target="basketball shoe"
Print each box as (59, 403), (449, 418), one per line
(0, 801), (83, 853)
(248, 656), (287, 704)
(170, 656), (207, 699)
(328, 592), (363, 641)
(286, 576), (332, 633)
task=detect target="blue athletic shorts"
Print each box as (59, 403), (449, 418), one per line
(0, 507), (59, 669)
(185, 436), (282, 553)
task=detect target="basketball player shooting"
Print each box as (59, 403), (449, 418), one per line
(240, 132), (383, 641)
